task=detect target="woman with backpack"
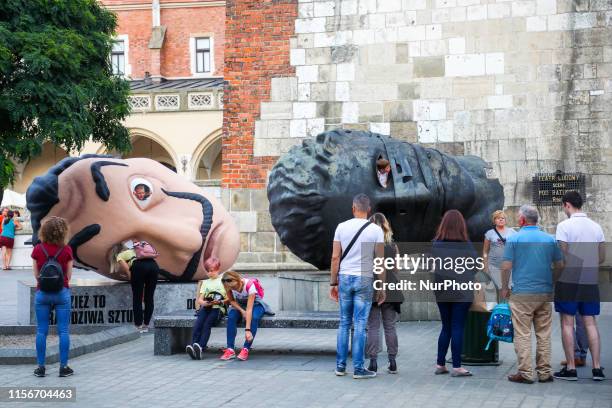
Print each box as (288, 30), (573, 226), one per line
(220, 271), (266, 361)
(115, 240), (160, 333)
(31, 216), (74, 377)
(1, 209), (22, 270)
(366, 213), (404, 375)
(432, 210), (478, 377)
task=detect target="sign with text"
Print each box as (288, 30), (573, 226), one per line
(18, 280), (198, 325)
(532, 172), (585, 206)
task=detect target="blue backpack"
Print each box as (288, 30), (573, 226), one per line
(485, 302), (513, 350)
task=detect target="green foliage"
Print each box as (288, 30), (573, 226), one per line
(0, 0), (131, 187)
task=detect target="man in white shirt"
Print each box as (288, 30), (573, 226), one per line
(330, 194), (385, 379)
(553, 191), (606, 382)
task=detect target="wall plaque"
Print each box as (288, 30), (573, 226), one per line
(532, 172), (585, 206)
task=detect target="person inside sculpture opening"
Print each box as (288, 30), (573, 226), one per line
(31, 216), (74, 378)
(432, 209), (477, 377)
(185, 257), (227, 360)
(330, 193), (385, 379)
(220, 271), (270, 361)
(483, 210), (516, 291)
(366, 212), (404, 375)
(113, 240), (161, 333)
(1, 209), (22, 270)
(376, 158), (391, 188)
(133, 183), (152, 201)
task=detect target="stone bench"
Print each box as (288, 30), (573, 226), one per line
(153, 310), (339, 355)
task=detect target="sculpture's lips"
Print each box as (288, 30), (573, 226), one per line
(202, 222), (220, 263)
(161, 189), (214, 282)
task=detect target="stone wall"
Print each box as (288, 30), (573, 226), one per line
(226, 0), (612, 266)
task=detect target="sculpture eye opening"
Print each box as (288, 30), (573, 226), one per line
(130, 178), (154, 209)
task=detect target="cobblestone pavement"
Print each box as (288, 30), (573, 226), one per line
(1, 319), (611, 408)
(1, 270), (611, 407)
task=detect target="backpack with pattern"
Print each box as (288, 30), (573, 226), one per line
(485, 302), (513, 350)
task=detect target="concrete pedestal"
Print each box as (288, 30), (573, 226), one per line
(16, 271), (285, 326)
(17, 280), (198, 326)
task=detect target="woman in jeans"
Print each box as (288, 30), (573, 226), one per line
(115, 242), (160, 333)
(31, 216), (74, 377)
(432, 210), (477, 377)
(219, 271), (266, 362)
(366, 213), (404, 374)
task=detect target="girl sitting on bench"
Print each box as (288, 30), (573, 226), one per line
(220, 271), (266, 361)
(186, 257), (226, 360)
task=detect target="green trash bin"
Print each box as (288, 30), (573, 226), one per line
(460, 310), (502, 366)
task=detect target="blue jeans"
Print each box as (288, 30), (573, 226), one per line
(574, 313), (588, 359)
(35, 288), (71, 367)
(436, 302), (471, 368)
(336, 274), (373, 371)
(192, 307), (221, 347)
(226, 303), (265, 350)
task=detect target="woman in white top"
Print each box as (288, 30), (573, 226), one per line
(483, 210), (516, 289)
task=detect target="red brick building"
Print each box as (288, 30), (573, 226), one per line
(222, 0), (296, 189)
(101, 0), (225, 80)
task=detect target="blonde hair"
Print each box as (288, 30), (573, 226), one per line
(38, 216), (69, 246)
(491, 210), (506, 224)
(108, 243), (125, 275)
(369, 212), (393, 244)
(222, 270), (243, 289)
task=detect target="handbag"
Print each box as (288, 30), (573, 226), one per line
(134, 241), (159, 259)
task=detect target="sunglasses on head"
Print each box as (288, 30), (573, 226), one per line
(221, 278), (235, 283)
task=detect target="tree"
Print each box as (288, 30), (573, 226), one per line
(0, 0), (131, 189)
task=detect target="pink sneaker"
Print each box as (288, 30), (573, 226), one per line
(220, 348), (236, 360)
(237, 348), (250, 361)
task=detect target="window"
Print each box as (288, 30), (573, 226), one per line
(111, 40), (125, 75)
(194, 37), (211, 73)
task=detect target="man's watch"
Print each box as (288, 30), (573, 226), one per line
(330, 282), (338, 287)
(245, 329), (252, 332)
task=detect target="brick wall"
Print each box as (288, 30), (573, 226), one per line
(112, 8), (152, 79)
(102, 1), (225, 79)
(222, 0), (298, 189)
(160, 6), (225, 78)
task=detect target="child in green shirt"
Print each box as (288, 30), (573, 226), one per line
(186, 257), (227, 360)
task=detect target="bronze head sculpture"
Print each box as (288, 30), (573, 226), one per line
(268, 129), (504, 269)
(27, 155), (239, 281)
